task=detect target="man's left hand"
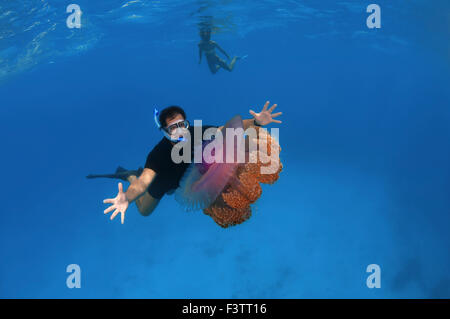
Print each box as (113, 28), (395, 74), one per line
(249, 101), (282, 126)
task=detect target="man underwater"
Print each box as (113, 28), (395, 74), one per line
(92, 101), (282, 224)
(198, 27), (245, 74)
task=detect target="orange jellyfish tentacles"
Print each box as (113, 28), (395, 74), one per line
(202, 126), (283, 228)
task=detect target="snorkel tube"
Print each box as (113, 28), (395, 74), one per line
(154, 107), (186, 142)
(154, 108), (162, 130)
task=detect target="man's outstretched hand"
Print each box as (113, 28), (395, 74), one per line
(249, 101), (282, 126)
(103, 182), (129, 224)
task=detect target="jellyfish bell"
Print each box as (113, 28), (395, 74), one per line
(175, 115), (245, 211)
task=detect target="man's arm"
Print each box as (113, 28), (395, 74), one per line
(243, 119), (258, 130)
(103, 168), (158, 224)
(217, 118), (257, 132)
(214, 42), (230, 60)
(125, 168), (156, 203)
(217, 101), (282, 131)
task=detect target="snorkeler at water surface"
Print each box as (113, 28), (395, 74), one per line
(198, 27), (245, 74)
(88, 101), (282, 225)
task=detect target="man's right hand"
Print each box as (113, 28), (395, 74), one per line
(103, 182), (129, 224)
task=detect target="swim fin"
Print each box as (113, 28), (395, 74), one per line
(86, 166), (143, 181)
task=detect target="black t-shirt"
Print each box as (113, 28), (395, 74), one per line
(145, 125), (216, 199)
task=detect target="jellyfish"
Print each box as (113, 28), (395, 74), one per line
(175, 115), (244, 210)
(175, 116), (282, 228)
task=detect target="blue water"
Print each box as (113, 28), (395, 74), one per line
(1, 0), (449, 298)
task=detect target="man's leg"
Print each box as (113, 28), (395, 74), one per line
(207, 59), (220, 74)
(127, 175), (160, 216)
(217, 56), (239, 72)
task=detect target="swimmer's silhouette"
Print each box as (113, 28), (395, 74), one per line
(198, 27), (244, 74)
